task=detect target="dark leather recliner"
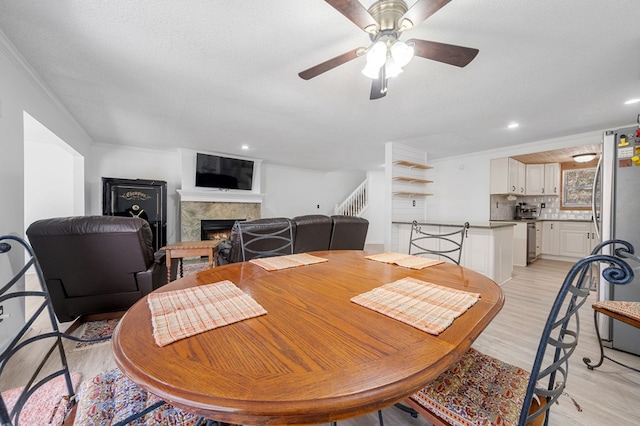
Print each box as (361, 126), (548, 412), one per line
(329, 215), (369, 250)
(26, 216), (169, 322)
(292, 214), (333, 253)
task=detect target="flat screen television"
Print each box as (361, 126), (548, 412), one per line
(195, 153), (254, 190)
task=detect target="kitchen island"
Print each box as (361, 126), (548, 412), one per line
(391, 221), (515, 285)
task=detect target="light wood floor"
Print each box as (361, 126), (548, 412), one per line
(9, 259), (640, 425)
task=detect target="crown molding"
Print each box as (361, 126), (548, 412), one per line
(0, 27), (90, 139)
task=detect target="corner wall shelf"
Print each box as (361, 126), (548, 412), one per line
(393, 191), (433, 197)
(393, 160), (432, 170)
(392, 177), (433, 184)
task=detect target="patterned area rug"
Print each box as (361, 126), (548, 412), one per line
(182, 260), (210, 276)
(1, 372), (82, 425)
(73, 318), (120, 351)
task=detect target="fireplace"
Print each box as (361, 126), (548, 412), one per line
(200, 219), (245, 241)
(179, 200), (260, 241)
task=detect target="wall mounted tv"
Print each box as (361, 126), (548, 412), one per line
(195, 153), (254, 190)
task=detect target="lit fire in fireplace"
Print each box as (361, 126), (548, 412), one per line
(200, 219), (244, 241)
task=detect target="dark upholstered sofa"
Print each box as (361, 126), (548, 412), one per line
(26, 216), (170, 322)
(216, 215), (369, 265)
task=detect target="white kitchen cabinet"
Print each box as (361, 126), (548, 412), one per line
(542, 221), (560, 255)
(535, 221), (542, 257)
(544, 163), (560, 195)
(559, 221), (591, 258)
(491, 157), (525, 195)
(588, 222), (600, 253)
(517, 161), (526, 195)
(525, 164), (545, 195)
(512, 222), (528, 267)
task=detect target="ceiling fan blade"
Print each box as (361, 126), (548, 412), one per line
(400, 0), (452, 31)
(370, 67), (387, 100)
(324, 0), (379, 34)
(298, 47), (365, 80)
(408, 39), (479, 67)
(370, 79), (387, 100)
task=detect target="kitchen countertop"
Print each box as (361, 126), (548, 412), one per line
(491, 219), (593, 223)
(393, 221), (516, 229)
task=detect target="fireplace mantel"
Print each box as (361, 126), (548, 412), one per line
(177, 189), (263, 203)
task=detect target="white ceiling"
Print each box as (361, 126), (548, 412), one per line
(1, 1), (639, 171)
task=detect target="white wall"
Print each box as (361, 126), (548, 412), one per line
(426, 130), (603, 224)
(0, 31), (92, 239)
(24, 112), (84, 231)
(0, 30), (92, 344)
(261, 164), (365, 218)
(361, 170), (385, 245)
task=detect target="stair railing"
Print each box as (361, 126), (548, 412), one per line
(334, 179), (368, 216)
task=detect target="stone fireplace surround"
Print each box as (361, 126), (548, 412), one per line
(180, 200), (260, 241)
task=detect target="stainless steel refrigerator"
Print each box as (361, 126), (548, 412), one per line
(596, 125), (640, 355)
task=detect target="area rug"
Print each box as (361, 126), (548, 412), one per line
(1, 372), (81, 425)
(73, 318), (120, 351)
(181, 260), (210, 276)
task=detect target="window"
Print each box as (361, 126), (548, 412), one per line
(561, 167), (596, 209)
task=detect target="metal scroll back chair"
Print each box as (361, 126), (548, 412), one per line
(584, 244), (640, 373)
(403, 239), (635, 426)
(237, 218), (294, 262)
(409, 221), (470, 265)
(0, 235), (207, 426)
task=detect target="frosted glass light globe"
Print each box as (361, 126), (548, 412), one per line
(365, 41), (387, 67)
(390, 41), (414, 67)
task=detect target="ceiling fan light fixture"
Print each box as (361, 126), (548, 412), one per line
(390, 40), (414, 67)
(362, 62), (383, 79)
(384, 57), (403, 78)
(573, 153), (597, 163)
(365, 41), (387, 67)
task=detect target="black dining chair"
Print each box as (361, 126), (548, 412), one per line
(237, 218), (294, 261)
(408, 221), (470, 265)
(0, 235), (214, 425)
(397, 239), (635, 426)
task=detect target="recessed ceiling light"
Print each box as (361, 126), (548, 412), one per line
(241, 144), (249, 150)
(624, 98), (640, 105)
(507, 122), (520, 129)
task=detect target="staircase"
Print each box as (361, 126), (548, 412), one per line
(335, 179), (368, 216)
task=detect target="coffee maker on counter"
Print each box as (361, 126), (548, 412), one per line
(515, 203), (539, 220)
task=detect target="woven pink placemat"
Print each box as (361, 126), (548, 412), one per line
(148, 280), (267, 347)
(249, 253), (328, 271)
(351, 277), (480, 335)
(365, 252), (444, 269)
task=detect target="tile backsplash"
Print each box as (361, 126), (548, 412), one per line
(490, 195), (593, 221)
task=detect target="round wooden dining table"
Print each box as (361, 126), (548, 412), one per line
(112, 250), (504, 425)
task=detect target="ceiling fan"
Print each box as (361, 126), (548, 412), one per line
(298, 0), (479, 100)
